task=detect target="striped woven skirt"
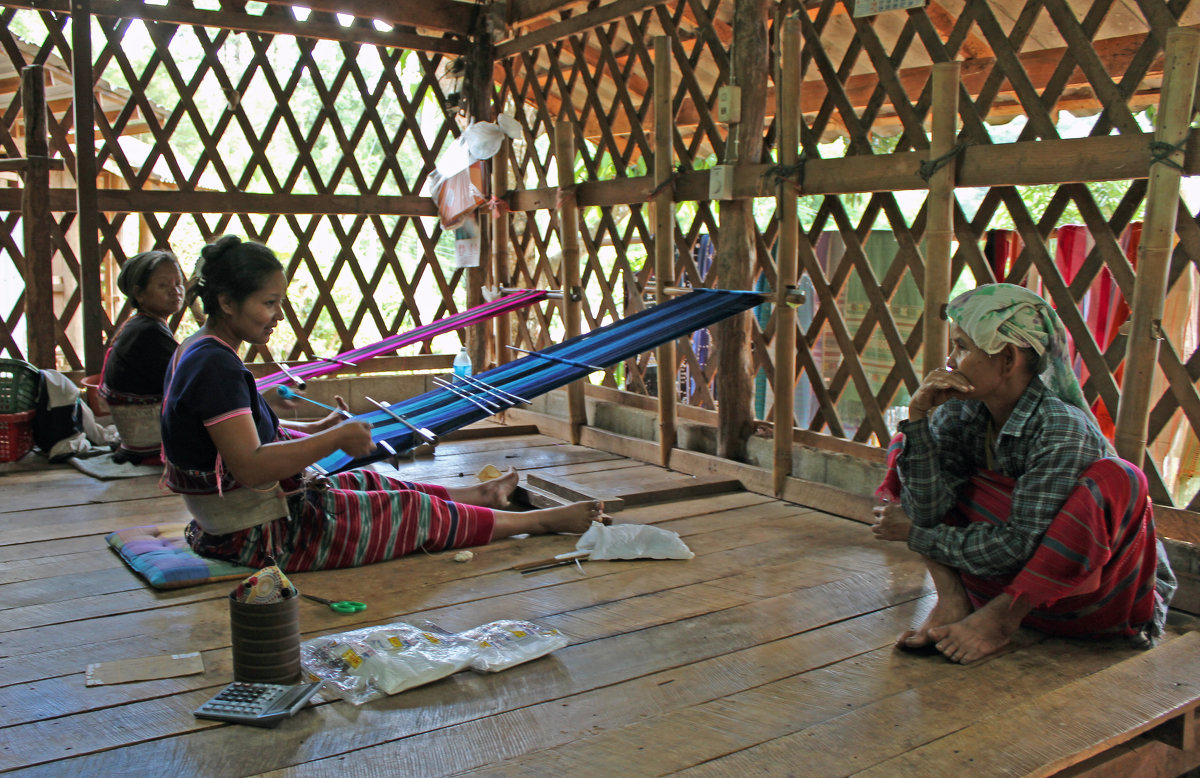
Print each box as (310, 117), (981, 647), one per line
(188, 469), (495, 572)
(878, 436), (1167, 640)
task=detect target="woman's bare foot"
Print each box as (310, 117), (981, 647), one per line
(899, 557), (973, 651)
(898, 595), (974, 651)
(927, 593), (1031, 664)
(490, 500), (604, 539)
(446, 468), (520, 509)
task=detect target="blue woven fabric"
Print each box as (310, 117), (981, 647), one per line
(314, 290), (764, 474)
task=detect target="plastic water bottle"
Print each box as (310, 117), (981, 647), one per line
(453, 347), (472, 378)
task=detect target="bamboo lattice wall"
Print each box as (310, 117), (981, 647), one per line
(495, 0), (1200, 509)
(0, 0), (503, 371)
(1, 0), (1199, 509)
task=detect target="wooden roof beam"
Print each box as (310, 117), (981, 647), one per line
(254, 0), (474, 35)
(0, 0), (468, 52)
(499, 0), (674, 58)
(509, 0), (599, 27)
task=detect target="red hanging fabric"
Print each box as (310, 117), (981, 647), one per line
(1091, 223), (1141, 438)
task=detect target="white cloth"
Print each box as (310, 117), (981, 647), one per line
(47, 431), (110, 462)
(39, 369), (80, 408)
(575, 522), (694, 560)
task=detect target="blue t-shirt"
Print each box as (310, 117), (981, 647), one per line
(99, 314), (178, 401)
(161, 336), (279, 473)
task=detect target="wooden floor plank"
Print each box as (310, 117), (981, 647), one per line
(271, 602), (931, 777)
(0, 506), (893, 689)
(849, 631), (1200, 778)
(3, 430), (1196, 778)
(0, 565), (931, 774)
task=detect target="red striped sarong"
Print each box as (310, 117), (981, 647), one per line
(188, 469), (494, 572)
(878, 437), (1163, 640)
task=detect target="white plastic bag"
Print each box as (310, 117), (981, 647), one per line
(300, 622), (474, 705)
(457, 620), (570, 672)
(575, 521), (694, 560)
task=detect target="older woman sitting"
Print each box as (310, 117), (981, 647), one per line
(872, 283), (1176, 663)
(99, 250), (185, 464)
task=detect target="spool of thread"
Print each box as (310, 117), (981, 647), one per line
(229, 595), (302, 684)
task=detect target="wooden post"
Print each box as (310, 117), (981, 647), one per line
(772, 17), (801, 497)
(715, 0), (769, 462)
(72, 0), (104, 373)
(653, 35), (676, 468)
(21, 66), (56, 369)
(554, 120), (586, 443)
(465, 16), (494, 373)
(922, 61), (960, 377)
(1114, 28), (1200, 467)
(493, 138), (511, 367)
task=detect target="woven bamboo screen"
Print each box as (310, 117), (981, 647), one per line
(495, 0), (1200, 508)
(1, 0), (1198, 509)
(0, 2), (477, 372)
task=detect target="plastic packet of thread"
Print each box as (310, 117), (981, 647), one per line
(299, 622), (475, 705)
(455, 620), (570, 673)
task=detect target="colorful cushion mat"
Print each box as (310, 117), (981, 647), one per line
(106, 523), (253, 589)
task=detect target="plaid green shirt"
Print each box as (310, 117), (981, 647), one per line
(898, 377), (1111, 577)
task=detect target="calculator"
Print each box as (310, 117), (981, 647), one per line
(193, 680), (324, 727)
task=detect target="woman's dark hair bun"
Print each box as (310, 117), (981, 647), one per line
(184, 234), (282, 317)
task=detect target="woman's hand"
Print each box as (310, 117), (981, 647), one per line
(871, 500), (912, 543)
(908, 368), (975, 421)
(264, 385), (299, 412)
(332, 419), (377, 457)
(308, 396), (351, 432)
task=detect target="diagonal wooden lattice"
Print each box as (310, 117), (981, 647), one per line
(2, 0), (1200, 506)
(1, 2), (468, 372)
(494, 0), (1200, 507)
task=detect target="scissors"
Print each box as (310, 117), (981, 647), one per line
(301, 593), (367, 613)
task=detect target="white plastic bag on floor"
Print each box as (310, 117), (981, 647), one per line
(300, 622), (475, 704)
(457, 620), (569, 672)
(575, 522), (694, 560)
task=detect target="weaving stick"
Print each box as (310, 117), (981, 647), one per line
(276, 362), (307, 390)
(505, 345), (603, 371)
(319, 355), (357, 367)
(364, 396), (437, 444)
(457, 373), (530, 404)
(431, 377), (501, 414)
(445, 375), (518, 406)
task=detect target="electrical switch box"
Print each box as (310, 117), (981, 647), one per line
(709, 165), (735, 201)
(717, 85), (741, 123)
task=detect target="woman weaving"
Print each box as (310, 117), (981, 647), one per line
(100, 250), (185, 464)
(872, 283), (1176, 664)
(163, 235), (602, 571)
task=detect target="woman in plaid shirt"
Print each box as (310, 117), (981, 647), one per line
(872, 284), (1175, 664)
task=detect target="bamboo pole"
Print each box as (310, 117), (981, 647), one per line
(772, 16), (801, 497)
(922, 61), (960, 376)
(21, 66), (55, 369)
(493, 138), (511, 367)
(554, 120), (586, 443)
(72, 0), (104, 373)
(653, 35), (676, 468)
(1114, 27), (1200, 468)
